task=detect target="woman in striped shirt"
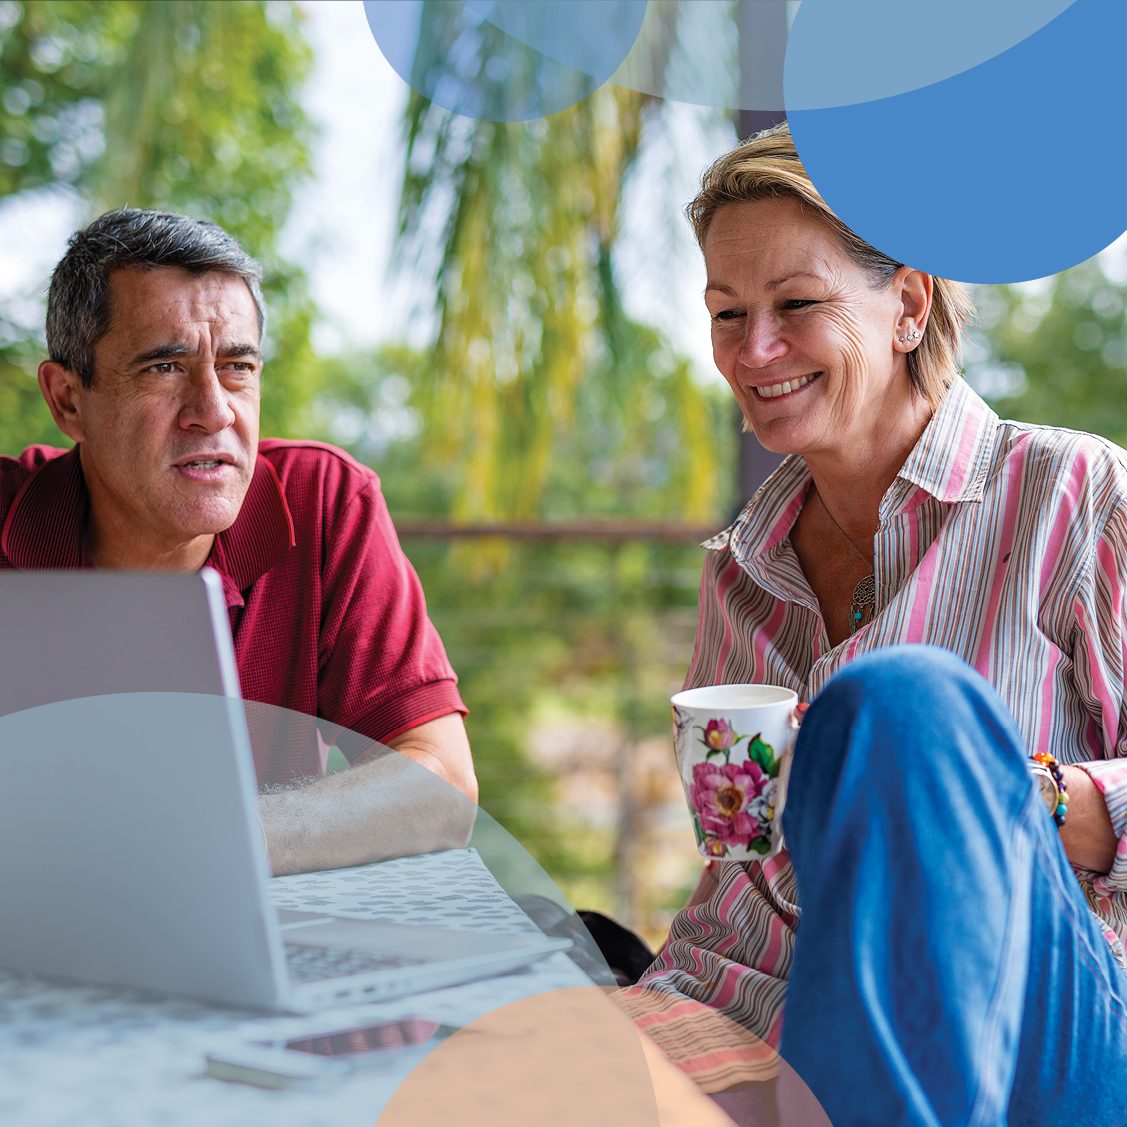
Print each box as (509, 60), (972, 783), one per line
(621, 125), (1127, 1125)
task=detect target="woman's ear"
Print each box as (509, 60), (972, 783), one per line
(893, 267), (933, 351)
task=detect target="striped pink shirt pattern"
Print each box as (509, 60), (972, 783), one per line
(630, 379), (1127, 1072)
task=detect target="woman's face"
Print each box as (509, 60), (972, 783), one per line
(703, 196), (916, 463)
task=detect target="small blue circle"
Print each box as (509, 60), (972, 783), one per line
(364, 0), (647, 122)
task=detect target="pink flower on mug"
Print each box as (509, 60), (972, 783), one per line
(689, 759), (770, 848)
(700, 718), (738, 752)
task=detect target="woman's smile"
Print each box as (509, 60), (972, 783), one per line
(751, 371), (823, 400)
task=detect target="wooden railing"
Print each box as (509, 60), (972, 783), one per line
(396, 519), (719, 543)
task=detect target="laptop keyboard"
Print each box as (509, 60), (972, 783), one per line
(285, 943), (426, 984)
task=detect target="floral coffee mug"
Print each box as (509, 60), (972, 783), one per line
(671, 683), (801, 861)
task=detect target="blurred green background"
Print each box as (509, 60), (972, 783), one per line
(2, 1), (1125, 944)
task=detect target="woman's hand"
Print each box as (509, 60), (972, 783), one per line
(1057, 766), (1117, 874)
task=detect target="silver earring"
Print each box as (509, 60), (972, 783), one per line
(897, 328), (922, 344)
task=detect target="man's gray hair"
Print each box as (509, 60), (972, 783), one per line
(46, 208), (266, 388)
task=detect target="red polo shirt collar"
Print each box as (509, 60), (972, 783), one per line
(0, 446), (295, 606)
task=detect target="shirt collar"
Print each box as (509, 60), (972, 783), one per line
(2, 446), (295, 597)
(705, 378), (998, 562)
(211, 454), (296, 595)
(895, 378), (997, 504)
(703, 455), (811, 563)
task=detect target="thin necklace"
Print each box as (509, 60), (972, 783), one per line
(813, 488), (876, 635)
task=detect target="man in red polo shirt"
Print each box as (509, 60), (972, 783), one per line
(0, 208), (476, 875)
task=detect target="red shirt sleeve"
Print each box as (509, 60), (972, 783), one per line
(316, 467), (466, 757)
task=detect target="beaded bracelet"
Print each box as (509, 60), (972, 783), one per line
(1031, 752), (1069, 828)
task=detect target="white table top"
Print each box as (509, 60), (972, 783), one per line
(0, 849), (593, 1126)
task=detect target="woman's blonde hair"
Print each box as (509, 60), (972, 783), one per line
(687, 122), (974, 408)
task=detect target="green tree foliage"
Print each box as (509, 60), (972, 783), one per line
(313, 330), (735, 522)
(312, 341), (732, 920)
(398, 75), (722, 524)
(0, 0), (317, 452)
(410, 536), (704, 914)
(972, 259), (1127, 446)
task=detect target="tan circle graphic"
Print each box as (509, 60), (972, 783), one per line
(377, 985), (832, 1126)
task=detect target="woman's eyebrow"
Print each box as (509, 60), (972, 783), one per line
(704, 270), (826, 298)
(764, 271), (822, 291)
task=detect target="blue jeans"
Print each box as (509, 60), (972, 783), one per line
(777, 646), (1127, 1127)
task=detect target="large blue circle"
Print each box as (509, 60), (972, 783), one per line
(364, 0), (647, 122)
(785, 0), (1126, 282)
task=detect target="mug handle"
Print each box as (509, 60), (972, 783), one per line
(770, 701), (809, 856)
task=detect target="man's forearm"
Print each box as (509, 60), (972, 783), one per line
(260, 714), (478, 875)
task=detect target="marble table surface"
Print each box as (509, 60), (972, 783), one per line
(0, 849), (594, 1127)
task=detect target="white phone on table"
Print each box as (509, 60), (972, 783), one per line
(205, 1016), (455, 1089)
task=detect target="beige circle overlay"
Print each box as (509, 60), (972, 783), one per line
(376, 985), (735, 1126)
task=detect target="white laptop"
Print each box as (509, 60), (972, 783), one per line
(0, 569), (568, 1011)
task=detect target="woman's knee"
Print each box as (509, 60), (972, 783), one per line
(797, 644), (1024, 782)
(785, 645), (1032, 867)
(814, 645), (978, 716)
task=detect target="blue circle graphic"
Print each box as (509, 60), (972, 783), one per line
(364, 0), (647, 122)
(785, 0), (1127, 282)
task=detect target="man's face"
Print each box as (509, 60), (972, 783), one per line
(63, 266), (262, 567)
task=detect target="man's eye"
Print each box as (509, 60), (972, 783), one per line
(148, 362), (177, 374)
(712, 309), (745, 322)
(782, 300), (817, 310)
